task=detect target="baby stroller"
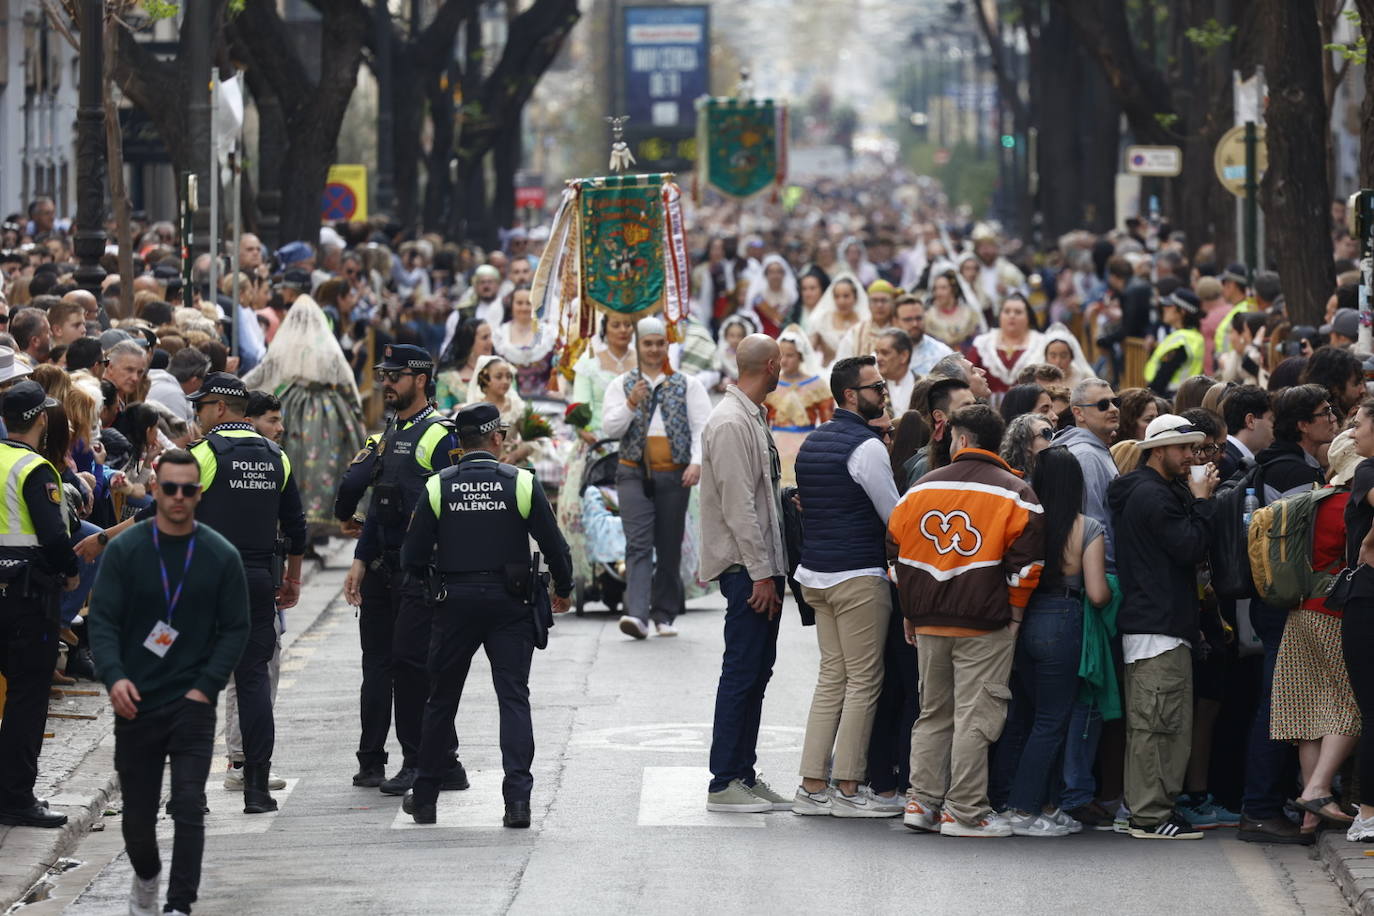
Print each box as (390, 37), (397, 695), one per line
(574, 439), (628, 616)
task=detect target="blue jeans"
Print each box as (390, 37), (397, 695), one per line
(1241, 598), (1295, 819)
(60, 521), (102, 626)
(990, 595), (1083, 813)
(1060, 700), (1104, 810)
(708, 570), (783, 793)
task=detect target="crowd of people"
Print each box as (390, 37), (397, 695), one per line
(688, 181), (1374, 846)
(1, 166), (1373, 916)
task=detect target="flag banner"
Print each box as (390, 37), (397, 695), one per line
(530, 173), (690, 377)
(579, 175), (667, 316)
(696, 97), (787, 200)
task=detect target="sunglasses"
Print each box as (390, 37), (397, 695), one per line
(375, 368), (418, 384)
(851, 381), (888, 393)
(158, 481), (202, 498)
(0, 315), (9, 326)
(1036, 427), (1055, 442)
(1073, 397), (1121, 411)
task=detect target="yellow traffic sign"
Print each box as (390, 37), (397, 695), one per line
(1213, 125), (1267, 198)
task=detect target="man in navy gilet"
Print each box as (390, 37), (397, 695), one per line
(791, 355), (903, 818)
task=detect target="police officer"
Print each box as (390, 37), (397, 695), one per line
(0, 381), (78, 827)
(183, 372), (307, 814)
(339, 344), (466, 796)
(399, 403), (573, 827)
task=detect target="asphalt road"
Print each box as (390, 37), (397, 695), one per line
(22, 565), (1355, 915)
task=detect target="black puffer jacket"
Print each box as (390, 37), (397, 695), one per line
(1108, 465), (1216, 642)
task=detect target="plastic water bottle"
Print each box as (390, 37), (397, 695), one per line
(1242, 488), (1259, 527)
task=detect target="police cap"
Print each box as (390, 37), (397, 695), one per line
(2, 380), (58, 423)
(376, 343), (434, 374)
(186, 371), (249, 402)
(454, 402), (504, 437)
(274, 267), (312, 292)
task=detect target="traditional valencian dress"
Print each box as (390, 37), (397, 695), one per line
(241, 294), (366, 536)
(765, 325), (834, 487)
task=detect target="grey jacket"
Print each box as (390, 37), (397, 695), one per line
(699, 386), (786, 581)
(1056, 425), (1119, 570)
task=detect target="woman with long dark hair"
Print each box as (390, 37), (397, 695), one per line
(435, 317), (493, 411)
(990, 445), (1111, 836)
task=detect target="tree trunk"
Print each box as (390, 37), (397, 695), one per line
(1258, 0), (1334, 325)
(422, 63), (456, 232)
(491, 118), (520, 233)
(102, 17), (134, 317)
(229, 0), (367, 244)
(392, 39), (423, 229)
(1358, 0), (1374, 188)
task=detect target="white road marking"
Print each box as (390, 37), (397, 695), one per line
(202, 778), (300, 836)
(389, 770), (510, 829)
(637, 767), (767, 827)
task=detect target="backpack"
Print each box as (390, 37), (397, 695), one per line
(1247, 485), (1341, 608)
(1210, 460), (1265, 600)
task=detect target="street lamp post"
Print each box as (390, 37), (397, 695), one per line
(73, 0), (107, 297)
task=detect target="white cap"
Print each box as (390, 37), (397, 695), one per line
(636, 315), (666, 338)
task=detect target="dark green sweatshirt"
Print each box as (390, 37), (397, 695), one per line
(88, 520), (250, 713)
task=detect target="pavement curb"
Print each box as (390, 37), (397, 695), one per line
(1, 540), (350, 912)
(1319, 831), (1374, 914)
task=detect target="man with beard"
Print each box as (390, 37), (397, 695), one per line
(790, 355), (904, 817)
(1108, 415), (1218, 840)
(339, 345), (468, 797)
(894, 295), (952, 377)
(443, 264), (503, 354)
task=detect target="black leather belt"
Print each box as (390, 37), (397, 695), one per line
(1038, 586), (1084, 601)
(442, 570), (504, 583)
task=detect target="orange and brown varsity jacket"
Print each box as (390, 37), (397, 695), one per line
(887, 447), (1045, 631)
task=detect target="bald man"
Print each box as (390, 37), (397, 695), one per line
(59, 289), (99, 328)
(700, 334), (793, 813)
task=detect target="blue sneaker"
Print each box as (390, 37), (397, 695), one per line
(1198, 795), (1240, 827)
(1176, 796), (1219, 830)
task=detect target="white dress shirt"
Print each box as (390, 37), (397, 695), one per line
(795, 428), (901, 589)
(601, 369), (711, 465)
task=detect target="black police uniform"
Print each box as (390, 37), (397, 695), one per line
(401, 403), (573, 824)
(0, 383), (77, 827)
(340, 344), (461, 790)
(139, 374), (307, 810)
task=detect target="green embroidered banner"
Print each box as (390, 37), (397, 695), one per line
(578, 177), (666, 316)
(702, 99), (780, 199)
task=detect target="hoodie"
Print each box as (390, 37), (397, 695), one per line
(1107, 466), (1216, 642)
(1055, 425), (1119, 570)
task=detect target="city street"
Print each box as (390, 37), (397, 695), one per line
(12, 561), (1353, 915)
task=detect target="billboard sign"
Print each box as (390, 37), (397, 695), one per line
(623, 5), (709, 132)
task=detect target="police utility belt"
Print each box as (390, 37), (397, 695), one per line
(425, 564), (533, 603)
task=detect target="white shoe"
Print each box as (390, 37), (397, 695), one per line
(903, 794), (941, 832)
(1045, 807), (1084, 834)
(1009, 811), (1071, 837)
(129, 872), (159, 916)
(653, 621), (678, 637)
(791, 786), (833, 815)
(1348, 814), (1374, 842)
(939, 811), (1014, 837)
(831, 785), (904, 818)
(618, 616), (649, 640)
(224, 763), (286, 791)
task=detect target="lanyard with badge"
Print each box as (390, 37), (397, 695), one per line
(143, 523), (196, 658)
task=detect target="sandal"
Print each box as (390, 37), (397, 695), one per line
(1292, 795), (1356, 824)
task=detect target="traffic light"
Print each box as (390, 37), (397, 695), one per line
(1000, 134), (1016, 149)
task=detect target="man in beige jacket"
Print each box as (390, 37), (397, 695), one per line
(700, 335), (791, 814)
